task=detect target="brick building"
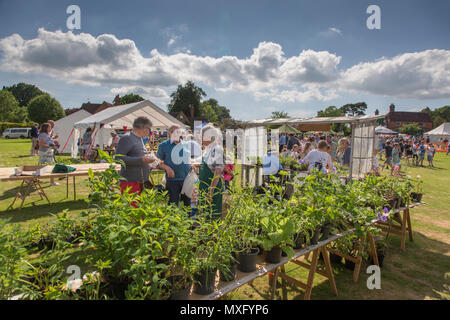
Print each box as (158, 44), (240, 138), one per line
(385, 104), (432, 131)
(64, 95), (122, 116)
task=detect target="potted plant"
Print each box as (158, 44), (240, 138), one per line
(258, 214), (295, 264)
(370, 238), (388, 268)
(226, 189), (262, 273)
(410, 176), (424, 203)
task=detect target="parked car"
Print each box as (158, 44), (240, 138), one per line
(2, 128), (31, 139)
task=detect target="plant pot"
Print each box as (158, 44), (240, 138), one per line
(170, 286), (192, 300)
(99, 276), (132, 299)
(193, 267), (217, 295)
(370, 252), (385, 268)
(237, 247), (259, 273)
(329, 253), (342, 264)
(293, 233), (304, 249)
(320, 222), (333, 241)
(220, 262), (237, 282)
(386, 198), (398, 211)
(168, 275), (192, 300)
(344, 258), (356, 271)
(37, 238), (55, 250)
(310, 227), (321, 245)
(399, 199), (407, 208)
(265, 246), (282, 263)
(410, 192), (423, 203)
(257, 245), (264, 256)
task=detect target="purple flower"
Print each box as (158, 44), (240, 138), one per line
(298, 159), (303, 164)
(375, 237), (380, 241)
(332, 167), (337, 172)
(383, 207), (389, 214)
(381, 215), (388, 222)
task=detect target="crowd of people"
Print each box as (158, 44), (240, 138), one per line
(26, 116), (446, 220)
(277, 132), (353, 170)
(377, 135), (444, 174)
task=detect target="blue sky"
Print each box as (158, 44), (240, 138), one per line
(0, 0), (449, 120)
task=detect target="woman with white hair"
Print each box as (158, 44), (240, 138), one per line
(199, 124), (225, 220)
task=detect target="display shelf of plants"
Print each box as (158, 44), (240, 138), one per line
(0, 154), (424, 300)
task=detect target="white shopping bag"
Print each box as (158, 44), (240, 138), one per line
(181, 170), (199, 200)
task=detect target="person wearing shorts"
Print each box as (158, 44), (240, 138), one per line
(419, 145), (426, 166)
(427, 144), (435, 167)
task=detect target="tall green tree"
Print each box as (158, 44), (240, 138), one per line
(167, 81), (206, 117)
(27, 94), (65, 124)
(0, 89), (28, 122)
(200, 104), (219, 124)
(340, 102), (367, 116)
(271, 111), (290, 119)
(398, 123), (422, 136)
(317, 106), (343, 117)
(316, 105), (349, 134)
(422, 106), (450, 128)
(199, 98), (232, 125)
(3, 83), (45, 107)
(118, 93), (145, 105)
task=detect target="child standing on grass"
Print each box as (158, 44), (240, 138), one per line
(427, 143), (435, 167)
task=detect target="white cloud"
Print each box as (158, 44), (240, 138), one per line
(0, 28), (448, 105)
(167, 38), (176, 47)
(340, 49), (450, 99)
(329, 27), (342, 35)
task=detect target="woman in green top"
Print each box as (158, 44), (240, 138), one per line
(198, 124), (224, 221)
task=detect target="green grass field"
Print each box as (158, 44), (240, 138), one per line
(0, 138), (449, 299)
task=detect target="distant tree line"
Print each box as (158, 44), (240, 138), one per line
(1, 83), (65, 124)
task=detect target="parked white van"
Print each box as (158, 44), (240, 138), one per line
(2, 128), (31, 139)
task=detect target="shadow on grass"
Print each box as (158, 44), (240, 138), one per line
(0, 182), (53, 201)
(257, 230), (450, 300)
(0, 199), (89, 224)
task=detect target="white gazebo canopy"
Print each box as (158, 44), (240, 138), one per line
(425, 123), (450, 143)
(54, 109), (92, 154)
(375, 126), (398, 135)
(243, 114), (386, 180)
(245, 114), (385, 127)
(73, 100), (186, 131)
(71, 100), (186, 158)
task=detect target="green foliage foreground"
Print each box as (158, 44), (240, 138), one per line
(0, 153), (422, 300)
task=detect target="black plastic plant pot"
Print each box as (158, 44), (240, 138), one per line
(329, 253), (342, 264)
(344, 258), (356, 270)
(320, 223), (333, 241)
(169, 275), (192, 300)
(257, 245), (264, 256)
(193, 268), (217, 295)
(170, 284), (192, 300)
(410, 192), (423, 203)
(293, 233), (304, 249)
(370, 252), (385, 268)
(220, 263), (237, 282)
(237, 247), (259, 273)
(265, 246), (282, 263)
(387, 198), (398, 211)
(310, 227), (321, 245)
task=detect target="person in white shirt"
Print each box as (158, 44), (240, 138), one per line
(290, 144), (301, 159)
(302, 140), (333, 175)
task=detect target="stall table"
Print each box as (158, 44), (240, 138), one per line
(0, 164), (120, 210)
